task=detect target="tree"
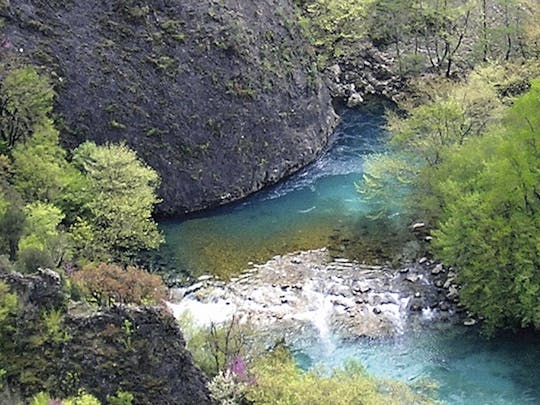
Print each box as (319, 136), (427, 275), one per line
(0, 186), (25, 260)
(297, 0), (374, 62)
(431, 80), (540, 332)
(0, 66), (54, 153)
(358, 65), (507, 223)
(11, 119), (85, 219)
(71, 142), (163, 262)
(16, 201), (68, 272)
(388, 65), (505, 166)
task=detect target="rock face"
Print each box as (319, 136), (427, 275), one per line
(324, 39), (404, 106)
(0, 0), (336, 215)
(169, 249), (462, 343)
(65, 305), (211, 405)
(0, 269), (211, 404)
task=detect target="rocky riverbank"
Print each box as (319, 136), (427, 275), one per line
(169, 248), (472, 343)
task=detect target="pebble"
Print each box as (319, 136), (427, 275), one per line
(431, 264), (444, 275)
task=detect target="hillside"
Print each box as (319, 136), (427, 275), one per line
(0, 0), (336, 215)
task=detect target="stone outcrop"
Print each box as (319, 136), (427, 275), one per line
(65, 304), (211, 405)
(324, 39), (405, 107)
(0, 0), (336, 215)
(0, 269), (211, 404)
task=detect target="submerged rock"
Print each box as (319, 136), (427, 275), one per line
(169, 249), (460, 342)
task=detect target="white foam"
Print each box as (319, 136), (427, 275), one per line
(167, 299), (237, 328)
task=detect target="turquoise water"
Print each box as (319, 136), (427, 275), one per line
(295, 323), (540, 404)
(158, 108), (396, 278)
(162, 108), (540, 404)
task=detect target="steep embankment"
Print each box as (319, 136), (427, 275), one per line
(0, 0), (336, 215)
(0, 269), (211, 404)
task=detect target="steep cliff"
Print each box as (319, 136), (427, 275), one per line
(0, 0), (336, 215)
(0, 269), (211, 404)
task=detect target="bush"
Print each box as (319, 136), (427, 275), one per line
(71, 142), (163, 263)
(71, 263), (168, 306)
(245, 347), (434, 405)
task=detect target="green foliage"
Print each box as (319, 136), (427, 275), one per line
(0, 64), (163, 267)
(245, 347), (435, 405)
(72, 141), (163, 262)
(11, 119), (86, 217)
(64, 391), (102, 405)
(388, 66), (505, 165)
(179, 314), (253, 377)
(0, 66), (55, 153)
(358, 64), (511, 224)
(16, 201), (69, 272)
(29, 391), (52, 405)
(0, 280), (17, 341)
(297, 0), (373, 62)
(18, 201), (64, 252)
(0, 187), (26, 260)
(431, 80), (540, 333)
(29, 389), (133, 405)
(31, 390), (103, 405)
(106, 390), (134, 405)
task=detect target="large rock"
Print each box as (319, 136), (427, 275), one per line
(65, 305), (211, 405)
(0, 269), (210, 404)
(0, 0), (336, 215)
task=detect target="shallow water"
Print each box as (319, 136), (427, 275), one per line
(159, 109), (397, 278)
(294, 323), (540, 405)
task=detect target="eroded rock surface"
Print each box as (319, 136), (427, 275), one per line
(0, 0), (336, 215)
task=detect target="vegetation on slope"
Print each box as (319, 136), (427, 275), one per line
(0, 62), (163, 271)
(357, 63), (540, 333)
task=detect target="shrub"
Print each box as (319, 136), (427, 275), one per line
(71, 263), (167, 306)
(245, 347), (435, 405)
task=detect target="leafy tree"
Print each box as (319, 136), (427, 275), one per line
(297, 0), (374, 62)
(72, 142), (163, 262)
(11, 119), (86, 220)
(0, 186), (25, 260)
(0, 66), (54, 153)
(358, 65), (508, 223)
(178, 314), (254, 377)
(388, 66), (505, 165)
(16, 201), (68, 272)
(431, 80), (540, 332)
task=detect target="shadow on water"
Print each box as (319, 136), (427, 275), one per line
(151, 108), (418, 280)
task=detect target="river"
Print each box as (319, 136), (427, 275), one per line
(160, 108), (540, 404)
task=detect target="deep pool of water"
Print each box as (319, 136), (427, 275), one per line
(162, 108), (540, 404)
